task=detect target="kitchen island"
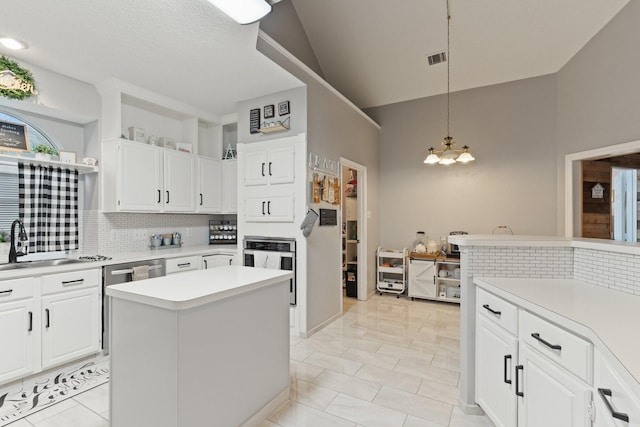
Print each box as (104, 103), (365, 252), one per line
(105, 266), (293, 427)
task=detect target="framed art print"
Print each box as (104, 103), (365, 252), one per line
(278, 100), (290, 116)
(264, 104), (275, 119)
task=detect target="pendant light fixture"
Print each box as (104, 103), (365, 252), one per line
(424, 0), (474, 165)
(208, 0), (272, 25)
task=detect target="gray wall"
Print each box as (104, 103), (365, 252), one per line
(366, 75), (558, 249)
(258, 35), (380, 333)
(556, 0), (640, 235)
(260, 0), (325, 79)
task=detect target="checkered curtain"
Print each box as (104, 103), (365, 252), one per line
(18, 163), (79, 252)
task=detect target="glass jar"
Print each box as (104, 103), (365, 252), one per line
(413, 231), (427, 253)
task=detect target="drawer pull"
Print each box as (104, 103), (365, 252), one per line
(482, 304), (501, 316)
(0, 289), (13, 296)
(61, 279), (84, 287)
(45, 309), (50, 328)
(515, 365), (524, 397)
(504, 355), (512, 384)
(598, 388), (630, 423)
(28, 311), (33, 332)
(531, 333), (562, 351)
(177, 263), (191, 268)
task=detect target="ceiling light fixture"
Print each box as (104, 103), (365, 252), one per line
(0, 38), (26, 50)
(424, 0), (474, 166)
(207, 0), (272, 25)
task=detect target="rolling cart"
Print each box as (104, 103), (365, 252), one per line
(376, 247), (407, 297)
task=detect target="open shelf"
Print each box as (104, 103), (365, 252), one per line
(0, 154), (99, 174)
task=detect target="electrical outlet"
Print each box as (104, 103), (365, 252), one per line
(132, 229), (147, 241)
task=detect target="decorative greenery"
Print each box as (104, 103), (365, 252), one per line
(0, 230), (9, 243)
(0, 55), (37, 100)
(32, 144), (58, 155)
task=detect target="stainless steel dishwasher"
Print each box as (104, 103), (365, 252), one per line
(102, 258), (165, 353)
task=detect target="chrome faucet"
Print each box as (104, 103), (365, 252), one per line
(9, 219), (29, 263)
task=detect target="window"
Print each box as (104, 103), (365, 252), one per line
(0, 110), (59, 233)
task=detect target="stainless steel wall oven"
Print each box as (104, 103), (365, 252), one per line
(243, 236), (296, 305)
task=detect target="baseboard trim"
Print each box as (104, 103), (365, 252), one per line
(305, 311), (343, 338)
(458, 398), (485, 416)
(241, 386), (289, 427)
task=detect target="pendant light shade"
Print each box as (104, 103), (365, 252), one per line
(424, 0), (475, 166)
(208, 0), (272, 24)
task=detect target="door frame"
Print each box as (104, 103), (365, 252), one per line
(340, 157), (368, 303)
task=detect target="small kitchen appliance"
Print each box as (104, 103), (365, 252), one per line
(243, 236), (296, 305)
(448, 231), (468, 258)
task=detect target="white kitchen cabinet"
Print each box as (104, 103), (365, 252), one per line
(476, 315), (518, 427)
(196, 156), (222, 213)
(221, 159), (237, 213)
(166, 255), (201, 274)
(593, 348), (640, 426)
(517, 344), (592, 427)
(408, 258), (436, 300)
(164, 149), (196, 212)
(408, 255), (460, 303)
(102, 139), (196, 213)
(243, 145), (295, 187)
(41, 269), (101, 370)
(202, 253), (236, 269)
(245, 194), (295, 222)
(116, 139), (163, 212)
(0, 278), (36, 385)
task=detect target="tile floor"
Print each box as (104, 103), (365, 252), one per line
(9, 295), (494, 427)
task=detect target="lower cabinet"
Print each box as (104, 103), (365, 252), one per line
(593, 349), (640, 427)
(0, 278), (36, 384)
(166, 256), (202, 274)
(516, 344), (591, 427)
(0, 269), (101, 386)
(41, 287), (101, 369)
(475, 315), (517, 427)
(202, 253), (236, 269)
(475, 287), (595, 427)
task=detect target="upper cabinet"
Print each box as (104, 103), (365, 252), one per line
(243, 144), (295, 187)
(97, 79), (238, 214)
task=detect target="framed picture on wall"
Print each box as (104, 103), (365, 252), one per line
(0, 120), (29, 152)
(278, 100), (290, 116)
(59, 151), (77, 164)
(264, 104), (275, 119)
(249, 108), (260, 134)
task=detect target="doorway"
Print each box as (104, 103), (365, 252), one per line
(340, 158), (367, 308)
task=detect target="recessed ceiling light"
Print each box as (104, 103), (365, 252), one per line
(0, 38), (27, 50)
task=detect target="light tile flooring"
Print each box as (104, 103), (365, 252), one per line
(9, 295), (493, 427)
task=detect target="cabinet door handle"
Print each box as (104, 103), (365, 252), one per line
(531, 332), (561, 350)
(515, 365), (524, 397)
(598, 388), (630, 423)
(166, 191), (170, 204)
(504, 354), (512, 384)
(45, 308), (50, 328)
(28, 311), (33, 332)
(157, 189), (161, 204)
(228, 258), (232, 265)
(262, 201), (266, 215)
(261, 162), (265, 177)
(482, 304), (501, 316)
(61, 279), (84, 287)
(267, 200), (271, 215)
(0, 289), (13, 296)
(203, 260), (208, 269)
(268, 162), (272, 176)
(200, 193), (203, 206)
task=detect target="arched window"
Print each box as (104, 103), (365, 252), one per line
(0, 110), (59, 232)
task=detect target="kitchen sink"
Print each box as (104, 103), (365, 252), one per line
(0, 258), (88, 271)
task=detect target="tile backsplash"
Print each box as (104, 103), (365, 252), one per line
(466, 244), (640, 296)
(81, 210), (211, 255)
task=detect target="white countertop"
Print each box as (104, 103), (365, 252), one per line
(0, 244), (238, 280)
(106, 266), (293, 311)
(449, 234), (640, 255)
(475, 277), (640, 391)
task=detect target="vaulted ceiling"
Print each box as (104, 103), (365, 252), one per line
(0, 0), (631, 116)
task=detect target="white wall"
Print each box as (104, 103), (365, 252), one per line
(366, 75), (558, 249)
